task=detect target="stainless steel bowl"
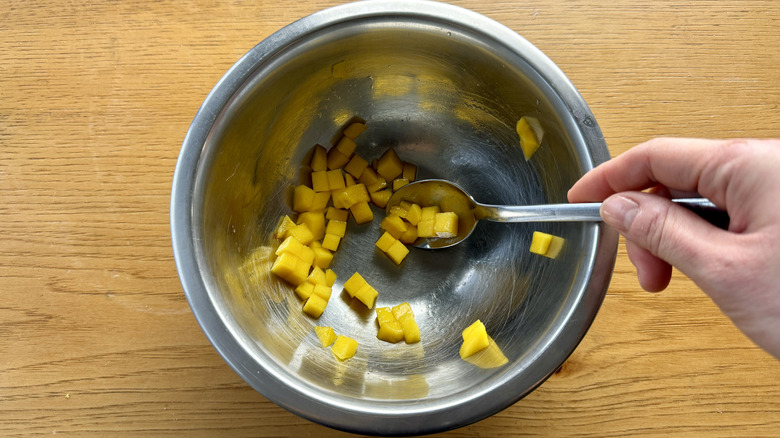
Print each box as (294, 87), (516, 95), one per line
(171, 1), (618, 435)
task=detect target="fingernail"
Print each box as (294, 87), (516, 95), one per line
(601, 195), (639, 232)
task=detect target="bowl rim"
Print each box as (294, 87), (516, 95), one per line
(171, 0), (617, 435)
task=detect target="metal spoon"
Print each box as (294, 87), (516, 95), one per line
(386, 179), (726, 249)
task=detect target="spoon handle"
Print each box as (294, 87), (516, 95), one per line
(480, 198), (728, 228)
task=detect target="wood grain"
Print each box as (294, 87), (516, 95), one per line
(2, 0), (779, 436)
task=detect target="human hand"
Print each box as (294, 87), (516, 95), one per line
(568, 138), (780, 359)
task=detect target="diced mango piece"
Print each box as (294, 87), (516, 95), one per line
(310, 144), (328, 172)
(312, 283), (332, 300)
(344, 173), (356, 186)
(322, 233), (341, 251)
(325, 219), (347, 238)
(311, 246), (333, 269)
(344, 154), (369, 179)
(314, 326), (338, 348)
(392, 302), (420, 344)
(293, 185), (316, 212)
(271, 252), (310, 286)
(516, 116), (544, 161)
(433, 212), (458, 238)
(326, 169), (346, 190)
(376, 148), (403, 181)
(275, 235), (314, 263)
(375, 231), (396, 252)
(331, 335), (358, 361)
(350, 201), (373, 224)
(307, 266), (327, 285)
(298, 211), (326, 241)
(370, 189), (392, 208)
(367, 178), (388, 193)
(391, 302), (414, 320)
(529, 231), (553, 255)
(335, 136), (357, 157)
(327, 147), (350, 170)
(405, 205), (422, 227)
(311, 192), (331, 211)
(326, 207), (349, 222)
(393, 178), (410, 191)
(388, 205), (408, 219)
(381, 214), (408, 239)
(288, 223), (315, 245)
(376, 307), (404, 343)
(311, 170), (329, 192)
(399, 227), (418, 245)
(343, 272), (367, 298)
(324, 269), (337, 287)
(386, 240), (409, 265)
(545, 235), (565, 259)
(273, 215), (296, 239)
(302, 294), (328, 318)
(332, 184), (370, 209)
(354, 283), (378, 309)
(460, 320), (490, 359)
(358, 167), (381, 186)
(343, 122), (367, 140)
(402, 162), (417, 182)
(295, 281), (315, 301)
(421, 205), (440, 221)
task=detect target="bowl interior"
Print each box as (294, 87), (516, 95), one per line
(186, 10), (607, 432)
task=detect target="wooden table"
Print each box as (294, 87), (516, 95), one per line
(3, 1), (779, 436)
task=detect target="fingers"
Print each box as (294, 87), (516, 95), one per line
(568, 137), (728, 204)
(625, 240), (672, 292)
(600, 191), (729, 285)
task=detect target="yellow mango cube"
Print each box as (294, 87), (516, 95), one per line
(311, 192), (331, 211)
(392, 178), (410, 192)
(367, 178), (388, 193)
(271, 252), (309, 286)
(370, 189), (392, 208)
(325, 219), (347, 237)
(388, 205), (408, 219)
(376, 307), (404, 343)
(385, 240), (409, 265)
(325, 207), (349, 222)
(349, 201), (374, 224)
(345, 173), (356, 186)
(434, 212), (458, 238)
(358, 167), (381, 186)
(312, 283), (332, 300)
(460, 319), (490, 359)
(311, 170), (330, 192)
(392, 302), (420, 344)
(302, 294), (328, 318)
(288, 223), (315, 245)
(275, 235), (314, 266)
(402, 162), (417, 182)
(310, 144), (328, 172)
(391, 302), (414, 320)
(381, 214), (408, 239)
(344, 154), (369, 179)
(354, 283), (378, 309)
(307, 266), (327, 285)
(322, 233), (341, 251)
(343, 272), (367, 298)
(343, 122), (367, 140)
(327, 147), (350, 170)
(274, 215), (296, 239)
(324, 269), (337, 287)
(420, 205), (440, 221)
(314, 326), (337, 348)
(293, 185), (316, 212)
(399, 227), (418, 245)
(405, 203), (422, 226)
(529, 231), (553, 255)
(335, 136), (357, 157)
(326, 169), (346, 190)
(516, 116), (544, 161)
(311, 246), (333, 269)
(298, 211), (326, 241)
(545, 235), (565, 259)
(331, 335), (358, 361)
(375, 231), (396, 252)
(376, 148), (403, 181)
(295, 281), (315, 301)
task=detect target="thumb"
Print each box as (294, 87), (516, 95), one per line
(600, 192), (725, 277)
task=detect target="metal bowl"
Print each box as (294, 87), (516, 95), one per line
(171, 1), (618, 435)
